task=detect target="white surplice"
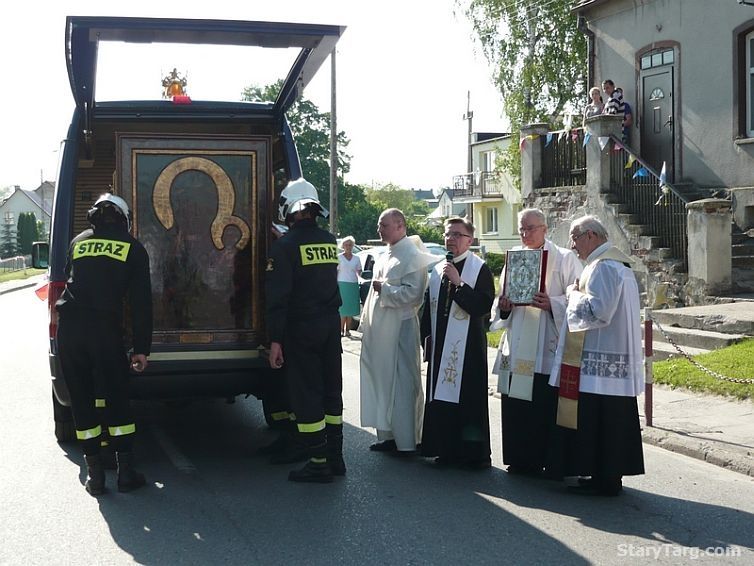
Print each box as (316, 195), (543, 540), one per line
(490, 240), (583, 381)
(549, 242), (644, 397)
(359, 236), (437, 450)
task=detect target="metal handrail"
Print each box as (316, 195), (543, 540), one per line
(607, 134), (688, 268)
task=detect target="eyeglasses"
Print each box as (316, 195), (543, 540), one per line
(518, 225), (545, 236)
(570, 231), (590, 243)
(444, 231), (472, 240)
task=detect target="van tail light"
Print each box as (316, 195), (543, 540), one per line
(47, 281), (66, 341)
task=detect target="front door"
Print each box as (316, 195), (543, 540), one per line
(640, 55), (675, 180)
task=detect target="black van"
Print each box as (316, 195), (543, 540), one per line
(38, 16), (344, 441)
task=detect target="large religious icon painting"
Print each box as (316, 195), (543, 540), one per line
(116, 134), (269, 345)
(503, 249), (548, 305)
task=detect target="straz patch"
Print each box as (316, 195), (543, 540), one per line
(299, 243), (338, 266)
(73, 239), (131, 262)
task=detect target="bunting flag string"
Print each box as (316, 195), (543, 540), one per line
(598, 136), (610, 151)
(655, 186), (670, 206)
(519, 133), (540, 149)
(624, 154), (636, 169)
(632, 166), (649, 179)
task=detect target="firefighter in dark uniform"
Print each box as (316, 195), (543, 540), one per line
(265, 178), (344, 483)
(56, 193), (152, 495)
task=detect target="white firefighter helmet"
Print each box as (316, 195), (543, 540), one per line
(278, 178), (328, 222)
(88, 193), (131, 229)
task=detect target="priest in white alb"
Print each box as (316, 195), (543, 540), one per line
(490, 208), (583, 476)
(360, 208), (437, 454)
(549, 215), (645, 496)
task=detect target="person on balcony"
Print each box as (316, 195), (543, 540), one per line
(582, 87), (604, 125)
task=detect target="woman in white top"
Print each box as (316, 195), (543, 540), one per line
(582, 86), (604, 126)
(337, 236), (362, 337)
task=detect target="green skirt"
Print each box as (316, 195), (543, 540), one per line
(338, 281), (360, 317)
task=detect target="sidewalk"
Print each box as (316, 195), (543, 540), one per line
(342, 332), (754, 478)
(0, 273), (46, 296)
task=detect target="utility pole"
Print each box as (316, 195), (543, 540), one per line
(463, 90), (473, 174)
(462, 91), (474, 223)
(329, 48), (338, 235)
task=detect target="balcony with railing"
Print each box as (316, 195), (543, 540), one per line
(539, 127), (587, 188)
(452, 170), (520, 204)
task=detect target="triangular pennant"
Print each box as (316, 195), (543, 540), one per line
(598, 136), (610, 151)
(624, 154), (636, 169)
(582, 132), (592, 147)
(571, 130), (578, 142)
(559, 130), (567, 141)
(519, 137), (526, 149)
(659, 161), (667, 187)
(546, 132), (553, 147)
(632, 167), (649, 179)
(613, 141), (624, 152)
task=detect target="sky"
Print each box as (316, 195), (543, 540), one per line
(0, 1), (508, 194)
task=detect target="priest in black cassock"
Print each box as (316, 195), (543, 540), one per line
(420, 217), (495, 469)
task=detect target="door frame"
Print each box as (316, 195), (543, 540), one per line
(636, 41), (681, 181)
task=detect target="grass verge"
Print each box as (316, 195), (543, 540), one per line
(0, 268), (46, 284)
(653, 338), (754, 400)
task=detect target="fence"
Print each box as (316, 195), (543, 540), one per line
(540, 128), (587, 188)
(0, 256), (28, 273)
(607, 138), (688, 268)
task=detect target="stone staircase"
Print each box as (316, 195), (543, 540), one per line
(648, 302), (754, 361)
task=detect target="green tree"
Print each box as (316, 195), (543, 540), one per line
(241, 81), (351, 206)
(462, 0), (587, 186)
(365, 183), (417, 213)
(1, 219), (17, 258)
(335, 183), (382, 244)
(17, 212), (39, 255)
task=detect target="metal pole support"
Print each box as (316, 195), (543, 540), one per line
(643, 307), (654, 427)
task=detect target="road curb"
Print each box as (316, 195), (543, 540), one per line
(0, 279), (40, 296)
(641, 425), (754, 477)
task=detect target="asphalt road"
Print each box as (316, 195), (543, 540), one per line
(1, 288), (753, 565)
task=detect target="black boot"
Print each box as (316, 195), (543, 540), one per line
(99, 440), (117, 471)
(288, 458), (334, 483)
(257, 432), (289, 456)
(116, 452), (146, 493)
(326, 424), (346, 476)
(84, 454), (105, 496)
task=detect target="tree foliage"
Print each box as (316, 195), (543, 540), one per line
(462, 0), (586, 188)
(1, 221), (17, 258)
(241, 81), (351, 206)
(17, 212), (39, 255)
(463, 0), (587, 128)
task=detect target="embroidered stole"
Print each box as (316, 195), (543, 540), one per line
(556, 246), (633, 429)
(507, 307), (542, 401)
(428, 253), (483, 404)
